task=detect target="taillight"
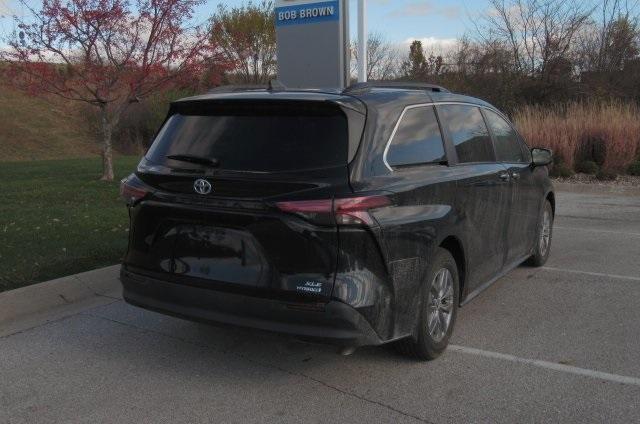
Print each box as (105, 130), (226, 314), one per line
(120, 174), (151, 205)
(276, 195), (391, 226)
(334, 196), (391, 226)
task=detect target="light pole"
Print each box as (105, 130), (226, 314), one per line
(357, 0), (367, 83)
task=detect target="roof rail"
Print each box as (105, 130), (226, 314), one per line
(343, 81), (450, 94)
(207, 85), (267, 93)
(207, 80), (287, 94)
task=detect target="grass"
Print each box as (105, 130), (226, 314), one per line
(0, 156), (140, 292)
(514, 102), (640, 173)
(0, 85), (98, 161)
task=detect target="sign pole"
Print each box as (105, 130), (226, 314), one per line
(357, 0), (367, 83)
(342, 0), (350, 88)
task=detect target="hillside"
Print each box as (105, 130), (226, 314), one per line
(0, 86), (99, 161)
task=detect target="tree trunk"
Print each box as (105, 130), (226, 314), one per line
(99, 105), (115, 181)
(135, 129), (144, 155)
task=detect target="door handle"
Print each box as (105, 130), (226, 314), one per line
(499, 172), (511, 182)
(511, 172), (521, 180)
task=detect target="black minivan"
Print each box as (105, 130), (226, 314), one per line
(120, 83), (554, 360)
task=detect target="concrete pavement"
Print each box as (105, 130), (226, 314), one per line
(1, 183), (639, 423)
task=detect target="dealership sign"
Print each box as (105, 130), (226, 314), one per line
(275, 0), (349, 88)
(276, 1), (340, 26)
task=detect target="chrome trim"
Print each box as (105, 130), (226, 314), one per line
(382, 103), (435, 172)
(382, 101), (506, 173)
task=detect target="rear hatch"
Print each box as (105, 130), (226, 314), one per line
(123, 97), (365, 302)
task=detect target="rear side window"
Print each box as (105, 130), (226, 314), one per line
(438, 105), (494, 163)
(145, 103), (348, 173)
(386, 106), (446, 168)
(484, 110), (526, 163)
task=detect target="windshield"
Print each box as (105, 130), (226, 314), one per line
(145, 104), (349, 173)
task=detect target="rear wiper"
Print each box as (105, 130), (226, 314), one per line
(166, 154), (220, 168)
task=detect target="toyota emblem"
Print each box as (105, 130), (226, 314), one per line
(193, 179), (212, 195)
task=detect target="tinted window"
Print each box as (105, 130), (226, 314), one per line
(386, 106), (446, 167)
(145, 105), (348, 172)
(438, 105), (494, 163)
(485, 110), (526, 163)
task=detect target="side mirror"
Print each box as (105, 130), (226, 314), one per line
(531, 148), (553, 167)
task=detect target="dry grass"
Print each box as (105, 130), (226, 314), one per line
(0, 85), (99, 161)
(514, 102), (640, 172)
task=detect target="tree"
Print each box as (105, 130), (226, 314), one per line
(210, 1), (276, 84)
(600, 17), (640, 71)
(111, 88), (195, 154)
(578, 0), (640, 74)
(401, 40), (443, 81)
(402, 40), (428, 79)
(1, 0), (226, 181)
(351, 32), (401, 81)
(479, 0), (593, 80)
(440, 37), (522, 112)
(594, 0), (640, 72)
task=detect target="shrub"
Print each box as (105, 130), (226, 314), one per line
(628, 162), (640, 176)
(550, 162), (574, 178)
(576, 134), (607, 166)
(596, 170), (617, 181)
(83, 88), (198, 155)
(575, 160), (600, 175)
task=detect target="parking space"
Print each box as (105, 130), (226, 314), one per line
(1, 184), (640, 423)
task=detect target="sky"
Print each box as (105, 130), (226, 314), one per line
(0, 0), (489, 50)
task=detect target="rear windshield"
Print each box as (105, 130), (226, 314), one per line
(145, 103), (349, 173)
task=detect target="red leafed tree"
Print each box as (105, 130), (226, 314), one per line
(2, 0), (228, 180)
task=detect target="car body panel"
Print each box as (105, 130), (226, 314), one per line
(124, 196), (342, 302)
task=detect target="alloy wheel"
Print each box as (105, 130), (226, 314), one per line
(539, 208), (552, 257)
(426, 268), (454, 343)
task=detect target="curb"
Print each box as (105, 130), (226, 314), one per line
(0, 265), (122, 325)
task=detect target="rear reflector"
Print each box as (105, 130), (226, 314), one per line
(276, 195), (391, 226)
(276, 199), (333, 214)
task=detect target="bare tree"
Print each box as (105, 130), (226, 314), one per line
(479, 0), (594, 79)
(351, 32), (401, 81)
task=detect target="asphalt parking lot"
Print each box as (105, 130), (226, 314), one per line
(1, 183), (640, 424)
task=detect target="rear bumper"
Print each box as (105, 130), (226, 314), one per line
(120, 267), (382, 347)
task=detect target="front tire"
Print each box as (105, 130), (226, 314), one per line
(396, 248), (460, 360)
(527, 199), (553, 267)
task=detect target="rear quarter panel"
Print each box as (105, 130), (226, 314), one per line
(350, 167), (463, 340)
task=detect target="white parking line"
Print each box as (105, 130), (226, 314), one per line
(542, 266), (640, 282)
(449, 345), (640, 387)
(554, 226), (640, 237)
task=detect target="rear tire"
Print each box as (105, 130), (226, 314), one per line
(396, 248), (460, 361)
(527, 200), (553, 267)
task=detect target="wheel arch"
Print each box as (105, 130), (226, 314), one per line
(439, 236), (466, 304)
(545, 190), (556, 216)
